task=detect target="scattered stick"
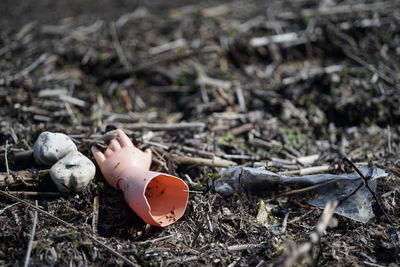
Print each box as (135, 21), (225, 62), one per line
(221, 154), (259, 161)
(106, 46), (219, 78)
(0, 170), (49, 189)
(387, 126), (392, 153)
(296, 154), (320, 166)
(0, 41), (18, 57)
(110, 22), (131, 69)
(386, 167), (400, 178)
(250, 32), (320, 48)
(250, 138), (283, 150)
(173, 155), (236, 168)
(231, 123), (253, 136)
(235, 86), (247, 112)
(278, 2), (395, 20)
(279, 165), (330, 176)
(9, 127), (18, 144)
(327, 26), (400, 88)
(92, 194), (100, 234)
(283, 100), (310, 128)
(145, 141), (170, 151)
(120, 89), (133, 111)
(84, 130), (118, 148)
(201, 3), (231, 18)
(280, 179), (342, 197)
(5, 140), (10, 175)
(64, 103), (78, 124)
(181, 146), (214, 158)
(23, 200), (38, 267)
(197, 74), (231, 89)
(14, 53), (48, 77)
(58, 94), (86, 107)
(149, 39), (186, 55)
(0, 190), (138, 266)
(227, 243), (262, 252)
(340, 156), (392, 224)
(136, 234), (174, 245)
(283, 200), (338, 267)
(341, 47), (399, 88)
(121, 122), (206, 131)
(282, 65), (343, 86)
(0, 202), (20, 215)
(7, 191), (63, 197)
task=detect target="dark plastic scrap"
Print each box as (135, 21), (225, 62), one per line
(214, 166), (388, 223)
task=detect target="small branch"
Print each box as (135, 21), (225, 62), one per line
(342, 47), (399, 88)
(296, 154), (320, 166)
(15, 53), (48, 77)
(136, 234), (174, 245)
(250, 32), (319, 48)
(387, 126), (392, 153)
(149, 39), (186, 55)
(58, 94), (86, 107)
(282, 65), (343, 86)
(0, 190), (138, 266)
(0, 170), (49, 189)
(120, 122), (206, 131)
(341, 156), (392, 224)
(231, 123), (253, 136)
(5, 140), (10, 175)
(280, 179), (341, 197)
(227, 243), (263, 252)
(106, 47), (219, 79)
(173, 155), (236, 168)
(235, 86), (247, 112)
(0, 202), (20, 215)
(278, 2), (395, 20)
(283, 200), (338, 267)
(279, 165), (330, 176)
(110, 22), (131, 69)
(92, 194), (100, 234)
(181, 146), (214, 158)
(23, 200), (38, 267)
(7, 191), (62, 197)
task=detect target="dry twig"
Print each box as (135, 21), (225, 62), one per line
(121, 122), (206, 131)
(283, 200), (338, 267)
(23, 200), (38, 267)
(0, 190), (139, 266)
(173, 155), (236, 168)
(92, 194), (100, 233)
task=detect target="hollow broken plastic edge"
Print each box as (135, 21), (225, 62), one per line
(90, 129), (190, 227)
(118, 169), (189, 227)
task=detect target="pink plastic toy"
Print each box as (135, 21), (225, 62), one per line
(91, 129), (189, 227)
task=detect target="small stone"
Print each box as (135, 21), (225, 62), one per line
(33, 132), (77, 166)
(50, 151), (95, 192)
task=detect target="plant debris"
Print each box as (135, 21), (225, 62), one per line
(0, 0), (399, 266)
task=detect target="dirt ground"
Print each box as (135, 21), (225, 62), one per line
(0, 0), (399, 266)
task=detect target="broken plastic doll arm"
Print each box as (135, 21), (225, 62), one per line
(91, 129), (189, 227)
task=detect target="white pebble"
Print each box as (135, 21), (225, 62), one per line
(50, 151), (95, 192)
(33, 132), (77, 166)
